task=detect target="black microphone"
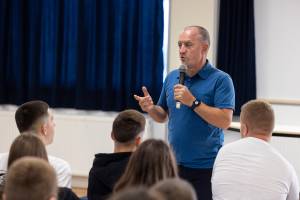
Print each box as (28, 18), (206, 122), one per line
(176, 65), (187, 109)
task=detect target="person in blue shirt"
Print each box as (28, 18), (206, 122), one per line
(134, 26), (235, 200)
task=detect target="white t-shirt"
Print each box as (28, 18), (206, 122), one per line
(212, 137), (299, 200)
(0, 152), (71, 188)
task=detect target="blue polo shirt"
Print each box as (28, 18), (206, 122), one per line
(157, 61), (235, 168)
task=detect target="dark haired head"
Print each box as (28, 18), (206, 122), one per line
(15, 101), (49, 133)
(112, 109), (146, 143)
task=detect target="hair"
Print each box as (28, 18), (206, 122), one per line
(109, 187), (163, 200)
(4, 157), (57, 200)
(240, 99), (275, 135)
(0, 172), (5, 200)
(151, 178), (197, 200)
(114, 139), (178, 192)
(7, 133), (48, 168)
(112, 109), (146, 143)
(15, 100), (49, 133)
(184, 26), (210, 46)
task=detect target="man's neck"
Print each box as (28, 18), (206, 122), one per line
(248, 134), (271, 142)
(186, 59), (207, 77)
(114, 144), (136, 153)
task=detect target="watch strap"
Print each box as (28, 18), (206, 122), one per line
(190, 99), (201, 110)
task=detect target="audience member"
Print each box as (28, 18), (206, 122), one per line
(88, 109), (146, 200)
(3, 157), (57, 200)
(211, 100), (299, 200)
(4, 133), (79, 200)
(0, 100), (71, 187)
(108, 187), (163, 200)
(151, 178), (197, 200)
(7, 133), (48, 168)
(114, 139), (178, 193)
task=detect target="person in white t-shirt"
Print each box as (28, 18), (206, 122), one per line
(0, 100), (71, 188)
(212, 100), (299, 200)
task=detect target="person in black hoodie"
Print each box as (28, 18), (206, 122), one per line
(87, 109), (146, 200)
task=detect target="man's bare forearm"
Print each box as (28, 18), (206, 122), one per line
(147, 105), (168, 123)
(194, 102), (233, 129)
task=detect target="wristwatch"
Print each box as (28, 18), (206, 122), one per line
(190, 99), (201, 110)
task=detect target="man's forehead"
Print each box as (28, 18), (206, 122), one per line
(179, 29), (199, 41)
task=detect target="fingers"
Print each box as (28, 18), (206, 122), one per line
(134, 94), (141, 101)
(134, 86), (150, 102)
(134, 87), (154, 112)
(142, 86), (149, 97)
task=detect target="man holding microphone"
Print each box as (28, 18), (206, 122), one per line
(134, 26), (235, 200)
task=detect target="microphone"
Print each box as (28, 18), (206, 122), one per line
(176, 65), (187, 109)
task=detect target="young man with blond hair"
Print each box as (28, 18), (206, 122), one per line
(3, 157), (57, 200)
(212, 100), (299, 200)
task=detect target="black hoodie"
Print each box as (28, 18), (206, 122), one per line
(87, 152), (132, 200)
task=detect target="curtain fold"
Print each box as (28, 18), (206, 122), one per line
(217, 0), (256, 115)
(0, 0), (164, 111)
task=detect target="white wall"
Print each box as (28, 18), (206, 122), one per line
(254, 0), (300, 127)
(255, 0), (300, 100)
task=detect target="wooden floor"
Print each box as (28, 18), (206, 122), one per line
(72, 187), (87, 197)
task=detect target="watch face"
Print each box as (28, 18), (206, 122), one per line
(195, 101), (199, 105)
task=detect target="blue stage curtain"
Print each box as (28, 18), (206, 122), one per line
(217, 0), (256, 115)
(0, 0), (164, 111)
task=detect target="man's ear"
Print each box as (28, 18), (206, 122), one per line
(201, 43), (209, 53)
(135, 135), (142, 146)
(111, 132), (115, 141)
(40, 123), (47, 136)
(240, 123), (248, 138)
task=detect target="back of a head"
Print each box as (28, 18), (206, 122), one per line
(15, 100), (49, 133)
(240, 100), (275, 135)
(114, 139), (178, 192)
(4, 157), (57, 200)
(112, 109), (146, 144)
(7, 133), (48, 168)
(151, 178), (197, 200)
(109, 187), (164, 200)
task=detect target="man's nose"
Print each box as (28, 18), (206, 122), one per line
(179, 45), (186, 53)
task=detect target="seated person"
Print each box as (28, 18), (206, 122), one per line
(150, 178), (197, 200)
(88, 109), (146, 200)
(0, 100), (71, 188)
(108, 186), (163, 200)
(2, 133), (79, 200)
(3, 157), (57, 200)
(113, 139), (178, 193)
(211, 100), (299, 200)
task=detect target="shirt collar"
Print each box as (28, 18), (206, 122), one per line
(195, 60), (213, 80)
